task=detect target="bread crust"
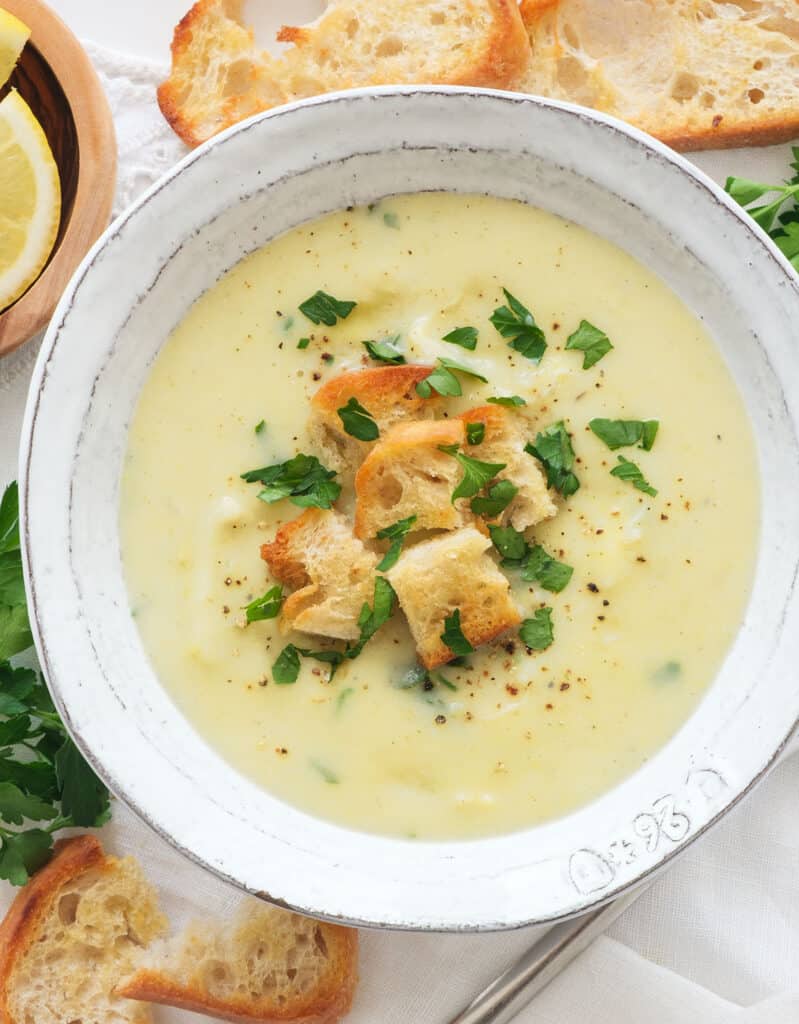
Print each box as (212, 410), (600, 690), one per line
(117, 924), (358, 1024)
(311, 364), (435, 419)
(0, 835), (106, 1023)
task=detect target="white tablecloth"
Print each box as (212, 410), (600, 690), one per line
(2, 26), (799, 1024)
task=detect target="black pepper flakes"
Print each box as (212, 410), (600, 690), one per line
(587, 582), (599, 593)
(435, 714), (447, 725)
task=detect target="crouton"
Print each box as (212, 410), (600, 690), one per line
(460, 405), (557, 529)
(261, 508), (378, 640)
(353, 420), (469, 539)
(387, 527), (521, 668)
(309, 365), (441, 478)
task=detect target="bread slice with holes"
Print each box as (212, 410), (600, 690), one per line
(460, 405), (557, 530)
(309, 365), (441, 478)
(387, 526), (521, 668)
(261, 508), (378, 640)
(159, 0), (531, 146)
(0, 834), (168, 1024)
(117, 901), (358, 1024)
(517, 0), (799, 150)
(353, 419), (470, 539)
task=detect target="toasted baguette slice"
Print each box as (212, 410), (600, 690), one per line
(387, 527), (521, 668)
(354, 419), (469, 539)
(518, 0), (799, 151)
(117, 900), (358, 1024)
(160, 0), (531, 146)
(460, 405), (557, 530)
(261, 508), (378, 640)
(0, 835), (167, 1024)
(309, 365), (440, 478)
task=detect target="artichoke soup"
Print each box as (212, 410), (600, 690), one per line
(120, 193), (758, 840)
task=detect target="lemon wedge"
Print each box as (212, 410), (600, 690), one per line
(0, 89), (60, 312)
(0, 7), (29, 88)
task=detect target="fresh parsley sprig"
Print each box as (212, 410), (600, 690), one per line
(489, 525), (574, 593)
(490, 289), (547, 362)
(466, 422), (485, 445)
(486, 395), (527, 408)
(437, 445), (507, 502)
(565, 320), (613, 369)
(440, 609), (474, 657)
(363, 336), (405, 364)
(610, 456), (658, 497)
(376, 516), (417, 571)
(442, 326), (478, 351)
(244, 585), (283, 623)
(589, 418), (658, 451)
(519, 608), (554, 651)
(298, 290), (357, 326)
(726, 150), (799, 270)
(337, 397), (380, 441)
(0, 482), (110, 886)
(525, 422), (580, 497)
(241, 453), (341, 509)
(415, 358), (488, 399)
(470, 480), (518, 519)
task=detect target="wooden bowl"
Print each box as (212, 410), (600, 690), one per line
(0, 0), (116, 358)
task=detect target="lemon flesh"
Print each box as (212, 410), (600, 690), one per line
(0, 90), (60, 312)
(0, 8), (29, 89)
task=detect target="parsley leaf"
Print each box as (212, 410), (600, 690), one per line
(565, 320), (614, 369)
(0, 550), (25, 609)
(0, 830), (52, 886)
(376, 516), (417, 571)
(520, 608), (554, 650)
(441, 609), (474, 657)
(241, 454), (341, 510)
(297, 337), (311, 349)
(0, 483), (20, 555)
(589, 418), (659, 451)
(273, 644), (301, 684)
(486, 395), (526, 407)
(726, 153), (799, 272)
(363, 335), (405, 364)
(298, 290), (357, 326)
(438, 446), (506, 502)
(525, 422), (580, 497)
(610, 455), (658, 496)
(490, 288), (547, 362)
(337, 397), (380, 441)
(520, 546), (574, 592)
(415, 358), (488, 398)
(466, 422), (485, 445)
(54, 737), (110, 827)
(0, 606), (31, 663)
(442, 326), (478, 351)
(470, 480), (517, 518)
(254, 420), (266, 435)
(0, 782), (57, 824)
(488, 524), (528, 562)
(244, 585), (283, 623)
(310, 758), (340, 783)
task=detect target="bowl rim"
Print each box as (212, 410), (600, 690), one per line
(19, 84), (799, 931)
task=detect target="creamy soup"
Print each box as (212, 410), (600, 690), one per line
(120, 193), (758, 840)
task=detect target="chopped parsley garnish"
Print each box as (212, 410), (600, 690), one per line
(383, 211), (400, 229)
(415, 357), (488, 399)
(653, 661), (681, 684)
(438, 445), (506, 502)
(519, 608), (554, 650)
(281, 315), (294, 332)
(297, 337), (311, 349)
(337, 397), (379, 441)
(335, 687), (354, 712)
(273, 644), (301, 684)
(466, 422), (485, 445)
(442, 326), (478, 351)
(376, 515), (417, 571)
(589, 418), (659, 451)
(489, 525), (573, 592)
(0, 482), (111, 885)
(525, 421), (580, 497)
(393, 664), (455, 707)
(490, 288), (547, 362)
(470, 479), (517, 518)
(244, 585), (283, 623)
(441, 609), (474, 657)
(241, 453), (341, 509)
(298, 290), (357, 326)
(363, 335), (405, 364)
(486, 395), (527, 407)
(565, 320), (614, 369)
(726, 151), (799, 270)
(610, 455), (658, 497)
(310, 758), (339, 784)
(254, 420), (266, 435)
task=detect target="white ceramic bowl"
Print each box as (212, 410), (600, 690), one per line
(19, 88), (799, 931)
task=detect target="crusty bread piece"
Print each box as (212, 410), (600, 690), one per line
(0, 835), (167, 1024)
(117, 900), (358, 1024)
(309, 365), (440, 479)
(160, 0), (530, 146)
(460, 405), (557, 530)
(388, 527), (521, 668)
(261, 508), (378, 640)
(354, 419), (469, 539)
(518, 0), (799, 151)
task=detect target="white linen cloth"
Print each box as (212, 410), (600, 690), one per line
(1, 42), (799, 1024)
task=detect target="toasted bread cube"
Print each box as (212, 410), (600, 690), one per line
(309, 365), (441, 478)
(261, 508), (377, 640)
(387, 527), (521, 668)
(460, 405), (557, 529)
(354, 419), (470, 539)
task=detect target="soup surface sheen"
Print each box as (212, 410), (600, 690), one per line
(121, 193), (758, 840)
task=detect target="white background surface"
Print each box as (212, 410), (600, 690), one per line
(3, 2), (799, 1022)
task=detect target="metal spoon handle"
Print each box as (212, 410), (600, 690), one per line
(447, 886), (645, 1024)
